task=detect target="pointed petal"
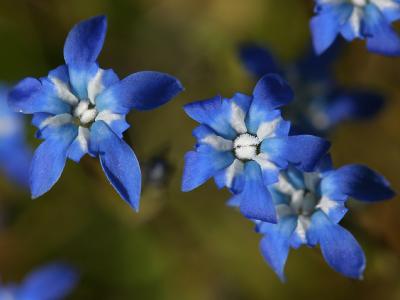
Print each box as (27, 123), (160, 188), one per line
(30, 125), (77, 198)
(308, 210), (366, 279)
(321, 164), (395, 202)
(259, 217), (297, 281)
(96, 71), (183, 114)
(90, 121), (142, 210)
(64, 15), (107, 66)
(238, 161), (277, 223)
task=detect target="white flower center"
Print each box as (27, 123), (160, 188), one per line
(351, 0), (367, 6)
(290, 189), (319, 217)
(73, 100), (98, 125)
(233, 133), (260, 161)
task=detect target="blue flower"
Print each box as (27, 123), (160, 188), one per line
(0, 85), (31, 186)
(182, 74), (330, 223)
(0, 262), (78, 300)
(311, 0), (400, 55)
(239, 43), (385, 135)
(251, 156), (395, 281)
(8, 16), (183, 210)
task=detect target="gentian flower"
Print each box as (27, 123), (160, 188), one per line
(8, 16), (183, 210)
(0, 262), (78, 300)
(239, 43), (384, 135)
(0, 85), (31, 186)
(311, 0), (400, 55)
(251, 156), (395, 281)
(182, 74), (330, 223)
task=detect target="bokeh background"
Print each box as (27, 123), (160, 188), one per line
(0, 0), (399, 299)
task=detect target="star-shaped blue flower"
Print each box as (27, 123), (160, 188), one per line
(0, 85), (31, 186)
(239, 42), (385, 135)
(8, 16), (183, 210)
(0, 262), (78, 300)
(311, 0), (400, 55)
(251, 156), (395, 281)
(182, 74), (330, 223)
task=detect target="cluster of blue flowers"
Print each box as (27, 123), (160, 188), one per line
(0, 3), (398, 296)
(181, 74), (394, 280)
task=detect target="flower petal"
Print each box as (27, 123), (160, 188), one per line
(63, 15), (107, 67)
(311, 3), (353, 54)
(96, 71), (183, 114)
(258, 217), (298, 282)
(90, 121), (142, 210)
(251, 74), (294, 111)
(308, 210), (366, 279)
(8, 77), (71, 115)
(30, 124), (77, 198)
(181, 149), (235, 192)
(238, 43), (281, 79)
(238, 161), (277, 223)
(184, 93), (251, 140)
(364, 4), (400, 56)
(321, 164), (395, 202)
(260, 135), (330, 172)
(18, 263), (78, 300)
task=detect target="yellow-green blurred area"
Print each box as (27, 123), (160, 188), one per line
(0, 0), (399, 299)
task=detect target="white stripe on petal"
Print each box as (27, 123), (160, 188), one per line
(274, 173), (296, 195)
(230, 103), (247, 134)
(225, 159), (244, 188)
(95, 110), (125, 131)
(49, 77), (79, 106)
(296, 215), (311, 243)
(349, 6), (364, 37)
(77, 126), (90, 153)
(40, 113), (73, 128)
(372, 0), (400, 10)
(253, 153), (277, 171)
(257, 118), (281, 141)
(316, 196), (338, 216)
(201, 135), (233, 151)
(88, 69), (105, 104)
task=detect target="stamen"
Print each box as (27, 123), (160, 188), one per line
(233, 133), (260, 161)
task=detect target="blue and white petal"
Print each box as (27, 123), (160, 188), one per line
(237, 161), (277, 223)
(67, 126), (90, 162)
(90, 121), (142, 210)
(30, 124), (77, 198)
(184, 93), (251, 140)
(95, 110), (129, 138)
(8, 77), (71, 115)
(308, 210), (366, 279)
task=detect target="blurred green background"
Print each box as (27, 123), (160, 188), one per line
(0, 0), (399, 299)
